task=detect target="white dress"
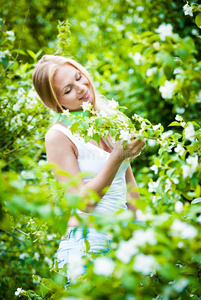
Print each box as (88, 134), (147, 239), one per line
(47, 123), (129, 275)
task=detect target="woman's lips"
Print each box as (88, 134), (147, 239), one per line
(79, 89), (89, 100)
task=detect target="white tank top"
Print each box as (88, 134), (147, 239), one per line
(48, 123), (129, 214)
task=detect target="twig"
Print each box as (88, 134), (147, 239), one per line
(6, 136), (44, 155)
(0, 61), (22, 90)
(0, 19), (5, 40)
(12, 227), (29, 236)
(0, 227), (27, 244)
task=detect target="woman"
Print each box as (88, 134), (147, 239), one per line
(32, 55), (145, 281)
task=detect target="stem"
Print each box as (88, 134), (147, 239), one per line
(0, 227), (27, 244)
(6, 136), (44, 155)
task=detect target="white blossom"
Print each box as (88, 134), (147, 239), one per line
(15, 288), (25, 296)
(116, 240), (138, 263)
(28, 89), (38, 99)
(44, 256), (53, 267)
(176, 107), (185, 114)
(175, 201), (183, 213)
(148, 181), (159, 193)
(140, 121), (146, 130)
(182, 155), (199, 178)
(173, 178), (179, 184)
(99, 110), (107, 118)
(155, 23), (173, 41)
(27, 116), (32, 122)
(27, 125), (34, 131)
(150, 165), (158, 174)
(183, 3), (193, 17)
(161, 130), (173, 140)
(181, 122), (186, 127)
(108, 99), (119, 109)
(87, 126), (94, 137)
(177, 242), (184, 248)
(174, 144), (185, 156)
(135, 210), (153, 222)
(133, 52), (142, 65)
(186, 155), (198, 172)
(171, 219), (198, 239)
(133, 253), (156, 275)
(13, 103), (20, 111)
(173, 278), (189, 293)
(119, 129), (132, 142)
(132, 114), (143, 122)
(62, 108), (70, 117)
(80, 101), (92, 112)
(46, 234), (56, 240)
(184, 123), (195, 141)
(173, 68), (183, 75)
(197, 215), (201, 223)
(146, 67), (157, 77)
(38, 160), (46, 166)
(34, 252), (40, 260)
(21, 170), (36, 180)
(19, 253), (28, 259)
(68, 252), (85, 279)
(159, 80), (175, 99)
(164, 179), (171, 193)
(93, 257), (115, 276)
(181, 165), (192, 178)
(192, 28), (198, 35)
(175, 114), (183, 121)
(153, 123), (161, 131)
(148, 139), (156, 147)
(132, 229), (157, 246)
(152, 196), (157, 203)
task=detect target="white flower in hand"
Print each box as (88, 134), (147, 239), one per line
(119, 129), (132, 142)
(80, 101), (92, 112)
(108, 99), (119, 109)
(87, 126), (94, 137)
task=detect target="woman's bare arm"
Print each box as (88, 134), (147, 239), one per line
(45, 129), (145, 211)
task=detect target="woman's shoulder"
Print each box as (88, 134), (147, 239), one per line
(45, 122), (71, 145)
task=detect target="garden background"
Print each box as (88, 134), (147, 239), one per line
(0, 0), (201, 299)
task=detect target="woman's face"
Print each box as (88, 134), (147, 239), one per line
(53, 63), (94, 111)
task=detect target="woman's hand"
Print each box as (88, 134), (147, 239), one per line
(111, 134), (146, 163)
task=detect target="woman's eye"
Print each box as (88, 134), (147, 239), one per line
(64, 88), (71, 95)
(77, 73), (82, 80)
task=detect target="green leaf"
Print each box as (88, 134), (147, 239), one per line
(191, 197), (201, 204)
(168, 121), (181, 127)
(27, 50), (36, 60)
(84, 238), (91, 252)
(195, 13), (201, 29)
(192, 121), (200, 128)
(70, 122), (80, 133)
(175, 49), (189, 61)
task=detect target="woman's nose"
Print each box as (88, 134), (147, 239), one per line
(76, 82), (85, 94)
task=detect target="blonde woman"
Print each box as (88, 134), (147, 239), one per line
(32, 55), (145, 283)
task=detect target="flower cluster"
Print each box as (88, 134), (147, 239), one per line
(183, 3), (193, 17)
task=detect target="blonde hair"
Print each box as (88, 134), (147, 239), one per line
(32, 54), (126, 149)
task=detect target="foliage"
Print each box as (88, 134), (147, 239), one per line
(0, 0), (201, 299)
